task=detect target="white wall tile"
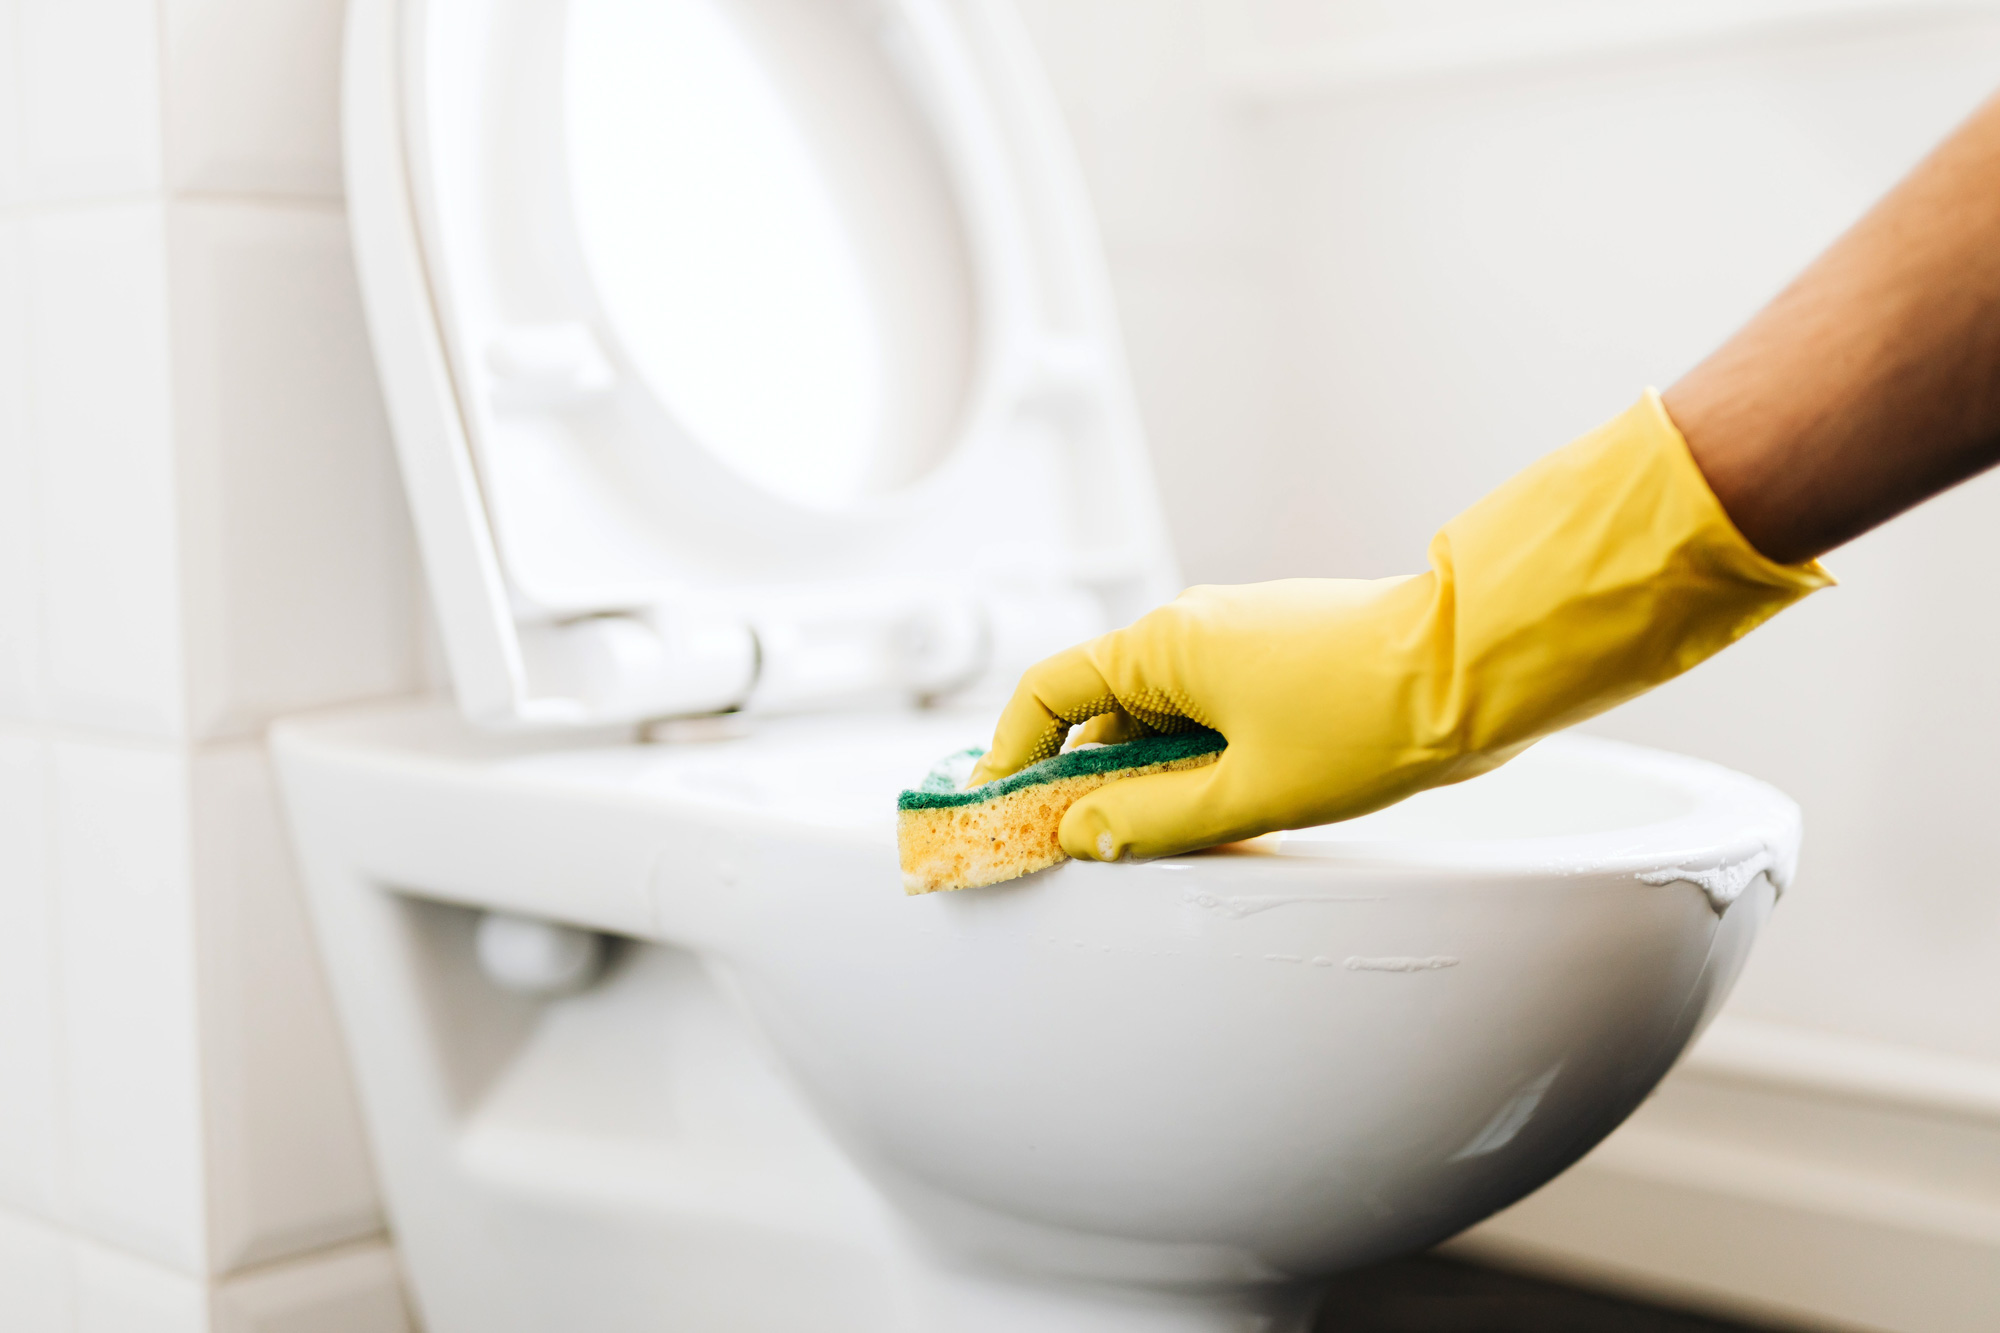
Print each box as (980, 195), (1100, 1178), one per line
(0, 2), (24, 207)
(53, 740), (206, 1275)
(0, 218), (42, 720)
(0, 734), (68, 1225)
(71, 1236), (207, 1333)
(26, 204), (186, 738)
(171, 202), (418, 740)
(19, 0), (163, 202)
(0, 1206), (75, 1333)
(212, 1240), (411, 1333)
(163, 0), (345, 199)
(193, 746), (382, 1274)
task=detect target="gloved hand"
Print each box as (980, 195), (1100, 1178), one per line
(966, 391), (1831, 862)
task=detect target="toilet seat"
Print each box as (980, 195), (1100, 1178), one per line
(345, 0), (1177, 729)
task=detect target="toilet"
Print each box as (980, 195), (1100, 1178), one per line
(272, 1), (1803, 1330)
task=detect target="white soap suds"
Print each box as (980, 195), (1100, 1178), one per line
(938, 748), (982, 792)
(1638, 847), (1777, 915)
(1184, 889), (1385, 918)
(1344, 955), (1459, 973)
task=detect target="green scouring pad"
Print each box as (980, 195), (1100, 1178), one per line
(896, 729), (1227, 895)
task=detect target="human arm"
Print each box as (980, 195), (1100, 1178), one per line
(1669, 89), (2000, 564)
(966, 89), (2000, 862)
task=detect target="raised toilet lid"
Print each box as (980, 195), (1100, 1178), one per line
(343, 0), (1177, 729)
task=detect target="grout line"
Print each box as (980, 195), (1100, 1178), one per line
(0, 1203), (396, 1290)
(0, 191), (167, 219)
(0, 716), (272, 757)
(0, 190), (345, 222)
(168, 190), (346, 213)
(151, 0), (168, 206)
(210, 1231), (399, 1287)
(0, 1203), (195, 1283)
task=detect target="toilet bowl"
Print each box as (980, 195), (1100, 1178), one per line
(293, 0), (1803, 1327)
(274, 704), (1790, 1332)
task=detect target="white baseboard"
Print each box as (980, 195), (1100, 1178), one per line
(1443, 1016), (2000, 1333)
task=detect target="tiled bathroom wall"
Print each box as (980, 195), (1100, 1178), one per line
(0, 1), (419, 1328)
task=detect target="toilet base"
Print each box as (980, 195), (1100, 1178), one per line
(913, 1266), (1324, 1333)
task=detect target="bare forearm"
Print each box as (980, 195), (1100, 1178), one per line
(1666, 90), (2000, 566)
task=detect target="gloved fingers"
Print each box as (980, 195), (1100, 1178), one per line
(1059, 755), (1259, 863)
(966, 642), (1125, 787)
(1073, 708), (1151, 747)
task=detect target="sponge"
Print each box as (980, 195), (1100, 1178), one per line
(897, 730), (1227, 894)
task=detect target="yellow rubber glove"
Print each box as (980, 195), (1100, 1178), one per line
(966, 391), (1832, 862)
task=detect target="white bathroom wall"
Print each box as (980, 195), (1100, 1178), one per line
(1011, 0), (1296, 589)
(0, 0), (418, 1328)
(1014, 2), (2000, 1328)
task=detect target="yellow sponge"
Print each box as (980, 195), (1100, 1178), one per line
(896, 730), (1226, 895)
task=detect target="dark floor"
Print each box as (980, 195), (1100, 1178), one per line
(1315, 1257), (1788, 1333)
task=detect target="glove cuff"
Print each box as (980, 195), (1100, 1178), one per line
(1435, 390), (1834, 749)
(1639, 386), (1836, 597)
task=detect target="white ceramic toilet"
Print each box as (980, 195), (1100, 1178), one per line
(273, 1), (1805, 1329)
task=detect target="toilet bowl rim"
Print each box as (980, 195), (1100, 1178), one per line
(270, 704), (1799, 936)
